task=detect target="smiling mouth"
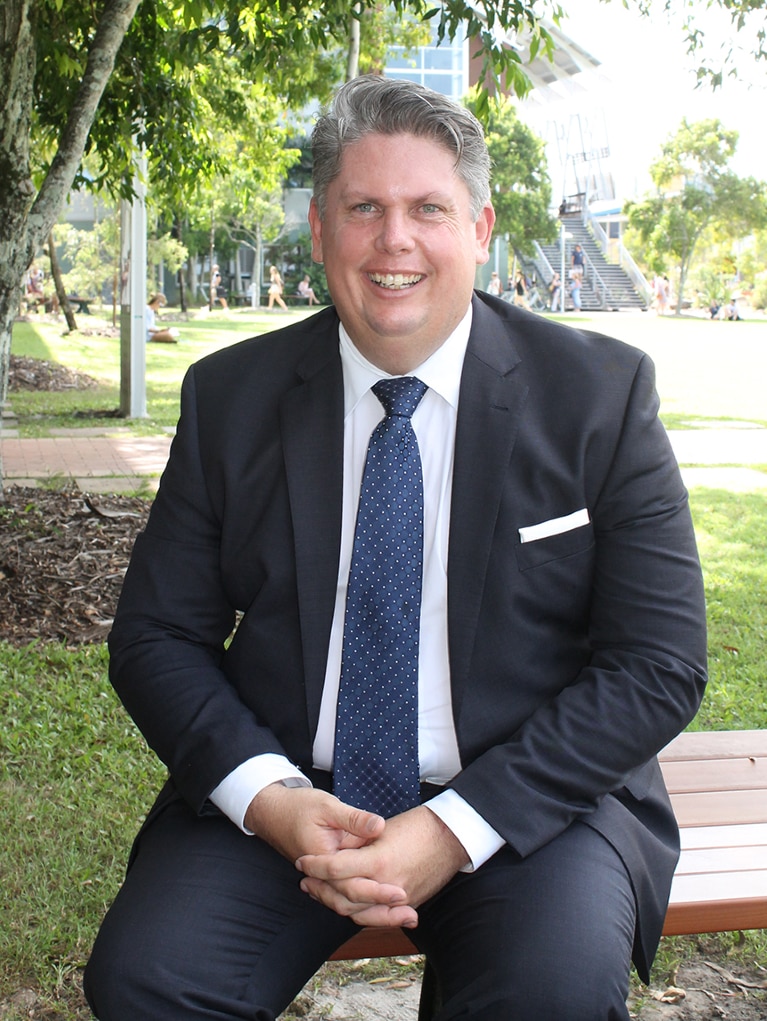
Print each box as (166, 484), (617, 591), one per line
(368, 273), (423, 290)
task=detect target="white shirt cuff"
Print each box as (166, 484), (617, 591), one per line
(425, 788), (506, 871)
(208, 754), (310, 833)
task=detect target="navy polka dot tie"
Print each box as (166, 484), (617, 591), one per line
(333, 376), (428, 817)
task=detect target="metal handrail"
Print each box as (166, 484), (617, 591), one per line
(580, 250), (608, 309)
(584, 207), (651, 303)
(531, 241), (556, 286)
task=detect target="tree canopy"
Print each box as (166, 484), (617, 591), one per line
(467, 92), (556, 257)
(3, 0), (767, 438)
(624, 118), (767, 314)
(1, 0), (564, 427)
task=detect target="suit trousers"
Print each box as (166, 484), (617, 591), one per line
(84, 796), (636, 1021)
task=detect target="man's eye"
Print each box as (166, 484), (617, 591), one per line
(421, 204), (440, 214)
(355, 203), (375, 213)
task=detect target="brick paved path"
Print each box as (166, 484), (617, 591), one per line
(0, 429), (172, 491)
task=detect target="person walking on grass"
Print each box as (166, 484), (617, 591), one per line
(267, 265), (289, 311)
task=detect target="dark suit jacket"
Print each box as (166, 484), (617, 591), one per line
(109, 293), (707, 980)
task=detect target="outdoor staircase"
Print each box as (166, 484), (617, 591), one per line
(529, 214), (647, 312)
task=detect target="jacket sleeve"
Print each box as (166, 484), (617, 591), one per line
(108, 364), (288, 813)
(450, 352), (708, 857)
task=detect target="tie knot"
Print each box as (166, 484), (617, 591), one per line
(373, 377), (428, 420)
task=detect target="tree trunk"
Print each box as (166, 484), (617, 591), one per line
(47, 231), (78, 332)
(0, 0), (141, 485)
(208, 209), (216, 310)
(173, 216), (187, 312)
(346, 6), (361, 81)
(0, 0), (37, 408)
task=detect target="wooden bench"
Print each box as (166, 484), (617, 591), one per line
(67, 295), (93, 314)
(328, 730), (767, 1016)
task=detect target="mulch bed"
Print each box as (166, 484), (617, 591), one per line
(8, 353), (100, 392)
(2, 355), (148, 647)
(0, 485), (149, 646)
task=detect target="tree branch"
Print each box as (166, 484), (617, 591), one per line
(28, 0), (143, 252)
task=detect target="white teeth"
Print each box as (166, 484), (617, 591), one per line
(369, 273), (422, 289)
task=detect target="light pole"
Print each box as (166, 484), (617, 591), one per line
(560, 222), (572, 312)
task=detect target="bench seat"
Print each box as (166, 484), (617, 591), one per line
(330, 729), (767, 962)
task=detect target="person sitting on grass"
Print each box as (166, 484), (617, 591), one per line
(146, 293), (179, 343)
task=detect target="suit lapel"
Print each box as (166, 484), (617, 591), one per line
(448, 297), (529, 711)
(280, 330), (345, 733)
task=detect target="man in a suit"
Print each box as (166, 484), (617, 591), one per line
(84, 76), (707, 1020)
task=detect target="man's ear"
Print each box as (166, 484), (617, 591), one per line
(308, 198), (324, 263)
(474, 203), (496, 266)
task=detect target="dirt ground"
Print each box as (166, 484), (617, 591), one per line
(1, 357), (765, 1019)
(284, 952), (767, 1019)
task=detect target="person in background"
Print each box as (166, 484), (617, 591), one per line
(653, 274), (669, 316)
(85, 75), (706, 1021)
(548, 270), (562, 312)
(298, 274), (319, 305)
(210, 264), (229, 311)
(267, 264), (289, 311)
(487, 270), (503, 296)
(146, 293), (179, 343)
(25, 262), (45, 308)
(570, 243), (585, 281)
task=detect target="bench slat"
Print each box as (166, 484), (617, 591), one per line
(665, 869), (767, 934)
(330, 926), (418, 961)
(679, 822), (767, 849)
(670, 788), (767, 827)
(660, 729), (767, 761)
(663, 896), (767, 936)
(330, 732), (767, 965)
(661, 756), (767, 794)
(676, 845), (767, 875)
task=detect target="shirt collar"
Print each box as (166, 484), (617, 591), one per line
(339, 305), (472, 417)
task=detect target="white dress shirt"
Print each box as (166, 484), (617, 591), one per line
(211, 307), (505, 869)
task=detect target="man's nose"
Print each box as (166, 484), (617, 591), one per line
(374, 209), (415, 253)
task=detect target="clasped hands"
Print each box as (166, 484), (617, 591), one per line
(246, 784), (469, 928)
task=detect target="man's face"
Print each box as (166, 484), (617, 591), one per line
(309, 132), (495, 374)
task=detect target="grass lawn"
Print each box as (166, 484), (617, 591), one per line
(10, 306), (767, 434)
(9, 306), (320, 434)
(2, 305), (767, 1017)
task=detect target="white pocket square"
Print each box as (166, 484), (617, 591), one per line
(518, 508), (591, 544)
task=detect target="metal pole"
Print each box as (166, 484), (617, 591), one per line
(119, 150), (148, 418)
(560, 221), (566, 312)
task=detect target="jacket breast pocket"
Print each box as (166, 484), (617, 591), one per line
(515, 522), (595, 571)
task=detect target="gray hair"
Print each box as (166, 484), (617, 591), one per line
(311, 76), (491, 221)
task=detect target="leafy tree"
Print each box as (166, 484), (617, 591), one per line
(1, 0), (561, 448)
(633, 0), (767, 88)
(738, 227), (767, 292)
(53, 216), (187, 313)
(624, 118), (767, 314)
(467, 92), (556, 259)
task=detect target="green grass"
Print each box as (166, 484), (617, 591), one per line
(691, 488), (767, 731)
(3, 307), (767, 1016)
(10, 307), (318, 434)
(0, 643), (165, 1017)
(10, 308), (767, 435)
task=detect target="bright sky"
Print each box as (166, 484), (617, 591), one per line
(520, 0), (766, 201)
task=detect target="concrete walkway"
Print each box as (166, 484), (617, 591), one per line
(1, 425), (767, 493)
